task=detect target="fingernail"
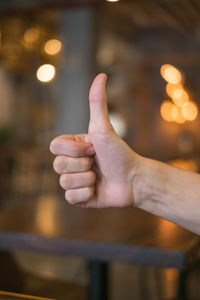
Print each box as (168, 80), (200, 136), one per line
(86, 147), (95, 156)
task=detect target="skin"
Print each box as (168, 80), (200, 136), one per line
(50, 73), (200, 235)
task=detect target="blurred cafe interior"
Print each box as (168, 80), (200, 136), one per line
(0, 0), (200, 299)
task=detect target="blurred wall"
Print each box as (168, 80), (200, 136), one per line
(0, 68), (14, 127)
(53, 8), (95, 136)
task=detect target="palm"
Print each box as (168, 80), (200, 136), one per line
(87, 131), (136, 208)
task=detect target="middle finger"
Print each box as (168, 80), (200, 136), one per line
(53, 155), (94, 174)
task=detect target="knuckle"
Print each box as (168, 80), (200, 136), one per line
(60, 174), (71, 189)
(50, 136), (62, 153)
(53, 156), (64, 174)
(49, 140), (56, 153)
(65, 190), (71, 202)
(65, 190), (76, 205)
(59, 175), (65, 189)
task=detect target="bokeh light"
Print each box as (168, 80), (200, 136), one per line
(173, 108), (185, 124)
(109, 112), (127, 137)
(160, 64), (182, 84)
(160, 100), (178, 122)
(44, 39), (62, 55)
(181, 102), (198, 121)
(36, 64), (56, 83)
(171, 88), (189, 107)
(168, 159), (197, 172)
(24, 28), (40, 44)
(166, 83), (183, 98)
(106, 0), (120, 2)
(96, 48), (114, 67)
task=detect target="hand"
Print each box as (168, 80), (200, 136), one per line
(50, 73), (142, 208)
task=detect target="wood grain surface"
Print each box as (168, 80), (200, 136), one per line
(0, 195), (199, 269)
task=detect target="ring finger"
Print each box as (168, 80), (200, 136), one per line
(60, 171), (96, 190)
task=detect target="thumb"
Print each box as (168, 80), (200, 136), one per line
(89, 73), (111, 132)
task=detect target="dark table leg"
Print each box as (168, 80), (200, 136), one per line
(177, 270), (187, 300)
(89, 261), (108, 300)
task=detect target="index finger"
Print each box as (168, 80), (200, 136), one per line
(50, 135), (95, 157)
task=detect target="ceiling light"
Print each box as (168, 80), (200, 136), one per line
(36, 64), (56, 83)
(44, 39), (62, 55)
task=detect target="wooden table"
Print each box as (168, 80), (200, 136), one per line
(0, 290), (55, 300)
(0, 194), (199, 300)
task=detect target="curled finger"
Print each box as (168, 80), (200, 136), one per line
(65, 186), (95, 205)
(53, 156), (94, 174)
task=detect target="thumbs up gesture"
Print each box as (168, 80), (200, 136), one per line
(50, 74), (142, 208)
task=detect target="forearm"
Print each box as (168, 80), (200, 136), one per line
(134, 157), (200, 234)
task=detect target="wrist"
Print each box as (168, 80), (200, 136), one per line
(132, 156), (165, 208)
(132, 156), (172, 218)
(132, 155), (147, 207)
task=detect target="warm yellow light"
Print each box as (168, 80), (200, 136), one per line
(168, 159), (198, 172)
(24, 28), (40, 44)
(44, 39), (62, 55)
(171, 88), (189, 107)
(160, 64), (182, 84)
(181, 102), (198, 121)
(36, 64), (56, 83)
(106, 0), (120, 2)
(173, 108), (186, 124)
(160, 101), (178, 122)
(171, 105), (179, 121)
(166, 83), (183, 98)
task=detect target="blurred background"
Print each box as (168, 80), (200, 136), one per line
(0, 0), (200, 299)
